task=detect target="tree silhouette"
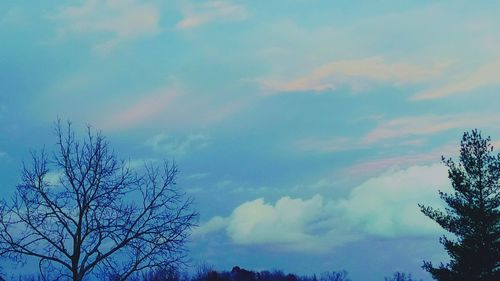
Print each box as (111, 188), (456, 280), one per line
(419, 130), (499, 281)
(384, 272), (421, 281)
(318, 271), (350, 281)
(0, 121), (198, 281)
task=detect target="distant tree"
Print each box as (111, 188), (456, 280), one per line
(0, 121), (198, 281)
(318, 271), (350, 281)
(419, 130), (500, 281)
(384, 272), (421, 281)
(231, 266), (256, 281)
(140, 267), (182, 281)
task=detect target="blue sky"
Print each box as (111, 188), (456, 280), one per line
(1, 1), (500, 280)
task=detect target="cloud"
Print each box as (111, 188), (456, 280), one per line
(145, 133), (210, 157)
(226, 195), (324, 245)
(295, 113), (500, 169)
(53, 0), (160, 54)
(195, 195), (348, 252)
(343, 144), (457, 178)
(103, 87), (180, 130)
(185, 172), (211, 180)
(176, 0), (247, 29)
(127, 158), (158, 170)
(259, 57), (446, 94)
(196, 164), (451, 252)
(44, 170), (65, 186)
(338, 164), (451, 237)
(362, 114), (500, 144)
(412, 59), (500, 100)
(1, 7), (28, 27)
(192, 216), (228, 237)
(97, 82), (247, 130)
(295, 137), (356, 153)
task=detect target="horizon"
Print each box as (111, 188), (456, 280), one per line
(1, 1), (500, 280)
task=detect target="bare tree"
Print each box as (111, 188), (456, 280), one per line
(384, 272), (422, 281)
(0, 121), (198, 281)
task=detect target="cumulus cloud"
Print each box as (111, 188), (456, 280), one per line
(226, 195), (324, 245)
(53, 0), (160, 54)
(195, 164), (451, 252)
(337, 164), (451, 237)
(259, 57), (447, 94)
(176, 0), (247, 29)
(145, 133), (210, 157)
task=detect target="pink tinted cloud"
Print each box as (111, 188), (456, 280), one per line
(412, 59), (500, 100)
(104, 89), (180, 130)
(54, 0), (160, 54)
(260, 57), (446, 94)
(176, 1), (247, 30)
(362, 114), (500, 144)
(344, 144), (457, 179)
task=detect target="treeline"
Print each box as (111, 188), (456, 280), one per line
(165, 266), (420, 281)
(9, 266), (421, 281)
(127, 266), (422, 281)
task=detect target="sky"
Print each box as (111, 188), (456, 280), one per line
(1, 1), (500, 280)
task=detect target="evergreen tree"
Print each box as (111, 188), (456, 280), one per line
(420, 130), (500, 281)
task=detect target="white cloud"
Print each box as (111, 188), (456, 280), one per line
(192, 216), (228, 237)
(44, 170), (65, 186)
(338, 164), (451, 237)
(145, 133), (210, 157)
(176, 0), (247, 29)
(226, 195), (324, 245)
(196, 164), (451, 252)
(53, 0), (160, 54)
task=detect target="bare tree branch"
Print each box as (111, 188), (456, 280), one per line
(0, 121), (198, 281)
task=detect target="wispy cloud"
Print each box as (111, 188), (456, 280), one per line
(53, 0), (160, 54)
(362, 114), (500, 144)
(195, 164), (450, 252)
(296, 113), (500, 159)
(259, 57), (447, 94)
(145, 133), (210, 157)
(176, 0), (247, 29)
(103, 87), (180, 130)
(412, 59), (500, 100)
(295, 137), (358, 153)
(1, 7), (28, 27)
(343, 144), (457, 178)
